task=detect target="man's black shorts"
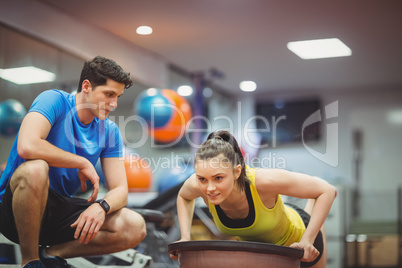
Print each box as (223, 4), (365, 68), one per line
(0, 183), (91, 245)
(285, 203), (324, 267)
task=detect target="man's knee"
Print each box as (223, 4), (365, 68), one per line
(127, 209), (147, 244)
(10, 160), (49, 193)
(120, 208), (147, 248)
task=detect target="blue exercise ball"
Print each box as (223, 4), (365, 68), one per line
(0, 99), (27, 136)
(158, 163), (195, 193)
(135, 90), (172, 128)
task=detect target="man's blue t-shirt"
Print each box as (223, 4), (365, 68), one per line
(0, 89), (123, 199)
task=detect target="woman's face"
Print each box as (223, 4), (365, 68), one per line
(195, 154), (241, 205)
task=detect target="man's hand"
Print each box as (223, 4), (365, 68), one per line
(70, 203), (106, 244)
(78, 161), (100, 203)
(289, 241), (319, 262)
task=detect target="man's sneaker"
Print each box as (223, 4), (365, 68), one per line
(23, 260), (46, 268)
(40, 256), (72, 268)
(39, 246), (71, 268)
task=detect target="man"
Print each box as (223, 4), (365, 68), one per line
(0, 56), (146, 268)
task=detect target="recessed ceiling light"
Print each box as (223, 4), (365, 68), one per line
(203, 87), (213, 98)
(0, 66), (56, 85)
(136, 26), (153, 35)
(146, 88), (158, 96)
(239, 81), (257, 92)
(387, 109), (402, 125)
(177, 85), (193, 96)
(287, 38), (352, 60)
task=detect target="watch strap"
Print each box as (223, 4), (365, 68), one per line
(96, 199), (110, 214)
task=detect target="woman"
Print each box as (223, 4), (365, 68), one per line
(171, 130), (337, 267)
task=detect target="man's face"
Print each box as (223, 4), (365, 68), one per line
(86, 79), (125, 120)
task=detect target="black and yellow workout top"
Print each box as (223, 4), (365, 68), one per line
(208, 168), (305, 246)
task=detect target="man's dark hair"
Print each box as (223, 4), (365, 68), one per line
(77, 56), (133, 92)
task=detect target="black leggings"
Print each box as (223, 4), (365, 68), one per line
(0, 183), (91, 245)
(285, 203), (324, 267)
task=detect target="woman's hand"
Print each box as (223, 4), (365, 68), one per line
(289, 241), (319, 263)
(169, 238), (190, 260)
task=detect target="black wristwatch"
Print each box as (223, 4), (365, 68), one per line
(96, 199), (110, 214)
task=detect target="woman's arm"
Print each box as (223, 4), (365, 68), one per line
(256, 168), (337, 261)
(176, 174), (203, 241)
(176, 195), (195, 241)
(170, 174), (202, 260)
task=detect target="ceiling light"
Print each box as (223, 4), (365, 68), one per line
(136, 26), (153, 35)
(146, 88), (158, 96)
(0, 66), (56, 85)
(177, 85), (193, 96)
(287, 38), (352, 60)
(239, 81), (257, 92)
(387, 109), (402, 125)
(274, 99), (285, 109)
(203, 87), (213, 98)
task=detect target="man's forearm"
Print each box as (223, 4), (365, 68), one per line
(101, 186), (129, 213)
(18, 137), (90, 170)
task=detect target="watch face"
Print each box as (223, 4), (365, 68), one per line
(99, 200), (110, 213)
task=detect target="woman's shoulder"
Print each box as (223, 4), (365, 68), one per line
(253, 168), (289, 192)
(254, 168), (290, 178)
(252, 168), (282, 206)
(179, 173), (203, 198)
(254, 167), (276, 180)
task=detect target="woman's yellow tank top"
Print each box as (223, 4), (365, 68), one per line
(208, 168), (305, 246)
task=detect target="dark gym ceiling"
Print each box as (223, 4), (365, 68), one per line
(39, 0), (402, 95)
